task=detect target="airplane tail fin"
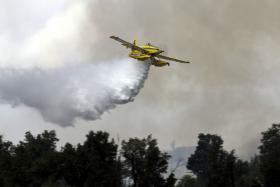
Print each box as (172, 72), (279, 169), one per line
(133, 39), (137, 46)
(131, 39), (137, 51)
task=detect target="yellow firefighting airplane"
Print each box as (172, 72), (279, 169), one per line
(110, 36), (190, 67)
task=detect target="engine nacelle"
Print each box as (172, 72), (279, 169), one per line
(152, 59), (170, 67)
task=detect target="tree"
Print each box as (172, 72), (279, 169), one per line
(59, 131), (122, 187)
(165, 173), (177, 187)
(0, 135), (13, 186)
(58, 143), (84, 186)
(187, 133), (236, 187)
(235, 156), (263, 187)
(121, 135), (176, 187)
(176, 175), (203, 187)
(10, 130), (60, 186)
(259, 124), (280, 187)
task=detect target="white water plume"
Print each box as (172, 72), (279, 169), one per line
(0, 59), (151, 126)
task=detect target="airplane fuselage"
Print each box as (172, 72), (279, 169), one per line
(129, 45), (159, 60)
(129, 45), (170, 67)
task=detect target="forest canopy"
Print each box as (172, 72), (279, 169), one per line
(0, 124), (279, 187)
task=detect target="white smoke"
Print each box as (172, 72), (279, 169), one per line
(0, 59), (150, 126)
(0, 1), (151, 127)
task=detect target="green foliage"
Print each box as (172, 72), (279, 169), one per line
(0, 135), (13, 186)
(165, 173), (177, 187)
(0, 130), (122, 187)
(9, 130), (60, 186)
(121, 135), (175, 187)
(235, 156), (263, 187)
(259, 124), (280, 187)
(186, 133), (268, 187)
(187, 133), (234, 187)
(0, 124), (280, 187)
(186, 134), (261, 187)
(59, 131), (122, 187)
(176, 175), (203, 187)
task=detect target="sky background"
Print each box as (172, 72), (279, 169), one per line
(1, 0), (280, 159)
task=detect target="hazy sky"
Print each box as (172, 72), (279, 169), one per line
(1, 0), (280, 159)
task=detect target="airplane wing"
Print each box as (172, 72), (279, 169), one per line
(110, 36), (148, 54)
(155, 54), (190, 63)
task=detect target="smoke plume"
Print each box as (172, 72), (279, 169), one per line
(84, 0), (280, 158)
(0, 1), (152, 127)
(0, 60), (150, 126)
(2, 0), (280, 158)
